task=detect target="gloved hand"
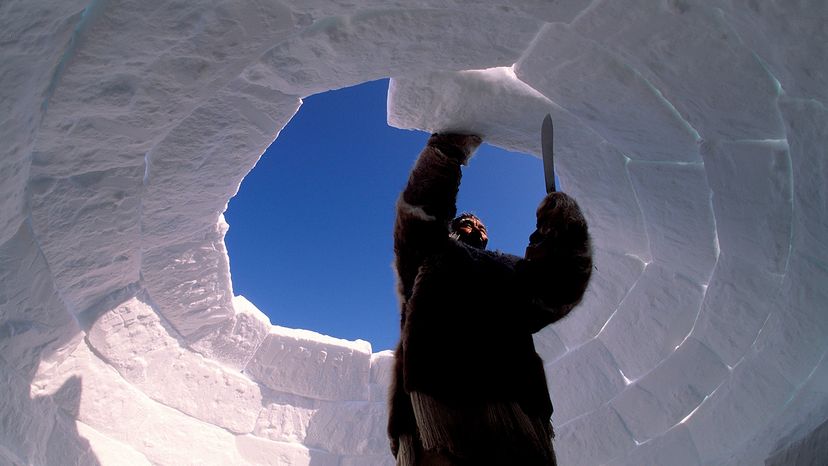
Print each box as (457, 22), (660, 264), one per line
(525, 192), (589, 261)
(427, 133), (483, 164)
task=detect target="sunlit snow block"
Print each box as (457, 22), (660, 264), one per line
(246, 327), (372, 401)
(553, 249), (646, 350)
(254, 392), (317, 444)
(41, 413), (98, 466)
(369, 350), (394, 402)
(388, 67), (556, 152)
(248, 10), (542, 96)
(572, 0), (784, 141)
(515, 23), (700, 163)
(555, 405), (635, 466)
(605, 425), (701, 466)
(599, 262), (705, 381)
(754, 252), (828, 387)
(546, 339), (626, 424)
(692, 253), (781, 367)
(236, 435), (338, 466)
(702, 140), (792, 273)
(33, 343), (250, 465)
(780, 98), (828, 266)
(627, 161), (717, 284)
(305, 401), (388, 456)
(87, 296), (263, 434)
(723, 0), (828, 103)
(189, 295), (271, 370)
(684, 354), (795, 463)
(611, 338), (728, 442)
(141, 219), (235, 341)
(75, 422), (151, 466)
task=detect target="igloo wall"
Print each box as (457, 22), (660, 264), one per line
(1, 0), (826, 465)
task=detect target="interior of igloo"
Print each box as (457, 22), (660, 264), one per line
(1, 1), (827, 465)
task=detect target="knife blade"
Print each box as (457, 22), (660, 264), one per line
(541, 113), (557, 193)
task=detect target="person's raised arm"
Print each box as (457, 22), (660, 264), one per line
(393, 133), (481, 300)
(517, 191), (593, 333)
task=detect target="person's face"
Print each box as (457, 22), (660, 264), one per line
(454, 216), (488, 249)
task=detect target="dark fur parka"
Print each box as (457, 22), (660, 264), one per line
(389, 134), (592, 465)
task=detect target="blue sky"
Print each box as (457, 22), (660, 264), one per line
(224, 78), (544, 352)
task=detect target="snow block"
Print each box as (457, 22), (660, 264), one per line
(246, 326), (372, 401)
(189, 295), (271, 370)
(254, 392), (317, 444)
(306, 401), (388, 455)
(76, 421), (152, 466)
(0, 357), (58, 466)
(388, 67), (557, 153)
(754, 252), (828, 387)
(780, 98), (828, 266)
(556, 140), (650, 260)
(87, 296), (263, 434)
(766, 417), (828, 466)
(28, 166), (143, 315)
(627, 160), (717, 284)
(553, 249), (646, 350)
(0, 223), (82, 380)
(612, 338), (728, 441)
(280, 0), (591, 24)
(533, 325), (567, 364)
(547, 339), (626, 424)
(369, 350), (394, 402)
(42, 412), (97, 466)
(515, 23), (700, 163)
(600, 262), (705, 380)
(692, 253), (782, 367)
(722, 0), (828, 103)
(33, 343), (250, 465)
(727, 360), (828, 466)
(141, 219), (235, 342)
(606, 425), (702, 466)
(141, 83), (301, 247)
(250, 9), (542, 96)
(702, 140), (792, 274)
(555, 405), (635, 466)
(0, 0), (88, 244)
(685, 354), (795, 463)
(573, 0), (784, 141)
(236, 435), (339, 466)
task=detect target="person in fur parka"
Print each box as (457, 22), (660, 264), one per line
(388, 133), (593, 466)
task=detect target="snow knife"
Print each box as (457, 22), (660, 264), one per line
(541, 113), (557, 193)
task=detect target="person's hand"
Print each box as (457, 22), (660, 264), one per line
(525, 192), (588, 260)
(428, 133), (483, 162)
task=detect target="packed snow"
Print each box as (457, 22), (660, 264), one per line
(1, 0), (826, 465)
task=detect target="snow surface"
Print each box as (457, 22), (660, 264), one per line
(1, 0), (827, 465)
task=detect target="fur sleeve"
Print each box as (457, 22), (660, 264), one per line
(517, 192), (593, 333)
(394, 134), (480, 299)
